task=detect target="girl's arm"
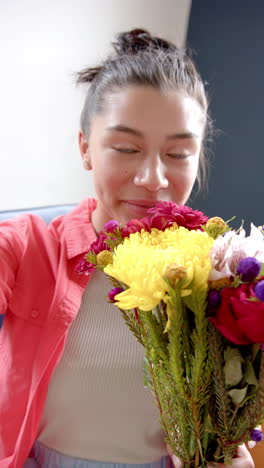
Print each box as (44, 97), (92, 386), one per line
(0, 220), (23, 322)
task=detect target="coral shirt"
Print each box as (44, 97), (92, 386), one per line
(0, 198), (97, 468)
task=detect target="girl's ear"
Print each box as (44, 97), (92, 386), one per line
(79, 131), (92, 170)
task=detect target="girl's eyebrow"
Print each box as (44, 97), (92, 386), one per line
(106, 125), (143, 137)
(167, 132), (199, 140)
(106, 125), (199, 140)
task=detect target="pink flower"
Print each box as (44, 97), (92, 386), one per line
(89, 232), (110, 254)
(108, 287), (124, 302)
(75, 257), (95, 274)
(149, 215), (172, 230)
(104, 220), (120, 233)
(121, 216), (172, 237)
(147, 202), (208, 230)
(121, 218), (153, 237)
(209, 224), (264, 281)
(75, 232), (110, 275)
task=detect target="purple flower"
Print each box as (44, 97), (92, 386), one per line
(261, 343), (264, 351)
(250, 429), (264, 442)
(237, 257), (261, 282)
(255, 280), (264, 302)
(207, 290), (221, 308)
(104, 220), (120, 233)
(108, 287), (124, 302)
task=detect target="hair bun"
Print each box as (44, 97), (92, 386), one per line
(113, 28), (176, 55)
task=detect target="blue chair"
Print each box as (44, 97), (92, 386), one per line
(0, 204), (76, 224)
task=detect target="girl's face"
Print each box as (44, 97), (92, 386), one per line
(79, 86), (205, 232)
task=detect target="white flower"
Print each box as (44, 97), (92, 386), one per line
(209, 224), (264, 281)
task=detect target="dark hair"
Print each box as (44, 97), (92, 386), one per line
(76, 28), (212, 190)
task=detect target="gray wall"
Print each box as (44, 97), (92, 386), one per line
(187, 1), (264, 230)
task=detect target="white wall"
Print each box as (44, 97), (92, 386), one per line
(0, 0), (191, 210)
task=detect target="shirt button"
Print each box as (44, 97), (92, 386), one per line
(31, 309), (39, 318)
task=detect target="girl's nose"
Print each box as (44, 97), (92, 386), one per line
(133, 154), (169, 191)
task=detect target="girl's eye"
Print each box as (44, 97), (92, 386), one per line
(112, 147), (138, 154)
(166, 153), (189, 160)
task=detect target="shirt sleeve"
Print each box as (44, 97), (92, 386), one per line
(0, 218), (27, 324)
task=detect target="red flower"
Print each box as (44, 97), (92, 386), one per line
(147, 202), (208, 230)
(121, 216), (172, 237)
(209, 280), (264, 344)
(121, 218), (152, 237)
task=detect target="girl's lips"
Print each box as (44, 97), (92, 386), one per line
(122, 200), (158, 216)
(125, 200), (158, 208)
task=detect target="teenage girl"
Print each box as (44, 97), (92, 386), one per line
(0, 28), (255, 468)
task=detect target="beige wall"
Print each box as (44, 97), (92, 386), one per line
(0, 0), (191, 210)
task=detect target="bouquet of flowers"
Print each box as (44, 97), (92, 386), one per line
(77, 202), (264, 467)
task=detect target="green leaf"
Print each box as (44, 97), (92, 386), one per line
(223, 347), (244, 386)
(189, 433), (196, 457)
(258, 263), (264, 278)
(244, 359), (258, 386)
(228, 386), (248, 405)
(143, 357), (152, 388)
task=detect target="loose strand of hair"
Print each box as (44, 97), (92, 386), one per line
(76, 67), (102, 85)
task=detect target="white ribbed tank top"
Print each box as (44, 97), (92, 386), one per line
(37, 270), (166, 463)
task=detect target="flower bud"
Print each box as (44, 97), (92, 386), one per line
(165, 264), (187, 286)
(237, 257), (261, 282)
(206, 217), (227, 228)
(104, 220), (120, 233)
(255, 280), (264, 302)
(96, 250), (113, 267)
(207, 290), (221, 308)
(204, 217), (229, 238)
(108, 287), (123, 302)
(250, 429), (264, 442)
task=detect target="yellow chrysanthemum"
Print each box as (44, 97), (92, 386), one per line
(104, 226), (214, 311)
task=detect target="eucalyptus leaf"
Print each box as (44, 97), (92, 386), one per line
(228, 386), (248, 405)
(223, 347), (244, 386)
(244, 359), (258, 387)
(224, 346), (244, 363)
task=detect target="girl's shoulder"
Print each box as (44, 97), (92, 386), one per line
(0, 213), (49, 255)
(0, 197), (97, 263)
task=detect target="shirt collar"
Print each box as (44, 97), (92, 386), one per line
(61, 198), (98, 259)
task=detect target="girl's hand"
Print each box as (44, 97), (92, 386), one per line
(165, 445), (183, 468)
(166, 443), (255, 468)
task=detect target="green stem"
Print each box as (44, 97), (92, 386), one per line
(139, 316), (175, 455)
(229, 404), (240, 427)
(142, 311), (169, 364)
